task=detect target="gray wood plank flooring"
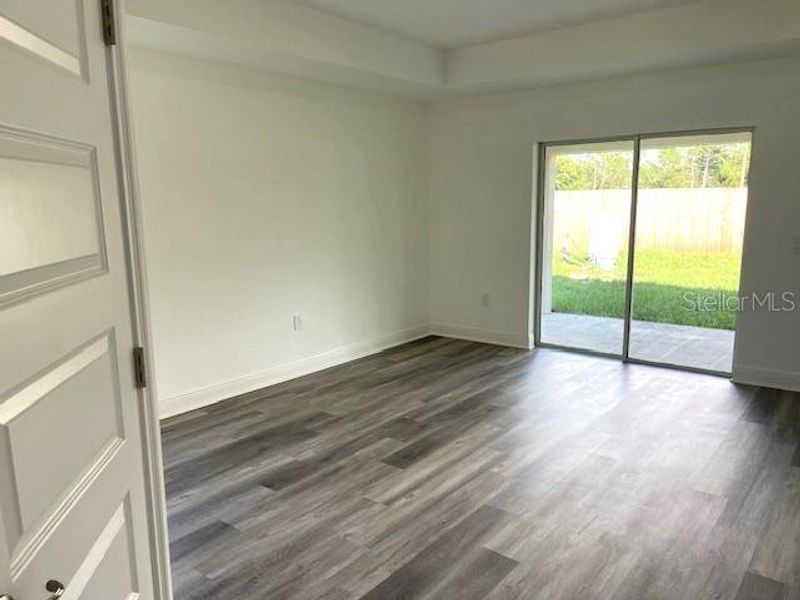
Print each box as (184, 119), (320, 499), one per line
(161, 337), (800, 599)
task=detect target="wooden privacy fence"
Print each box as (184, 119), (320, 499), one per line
(552, 188), (748, 254)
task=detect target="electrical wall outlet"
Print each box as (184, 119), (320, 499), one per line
(292, 314), (302, 331)
(481, 293), (491, 307)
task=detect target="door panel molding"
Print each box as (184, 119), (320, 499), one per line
(8, 437), (125, 579)
(0, 15), (81, 76)
(57, 499), (139, 600)
(0, 0), (88, 80)
(0, 331), (125, 570)
(0, 125), (108, 308)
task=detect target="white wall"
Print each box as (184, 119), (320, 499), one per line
(128, 48), (430, 416)
(131, 47), (800, 416)
(429, 56), (800, 388)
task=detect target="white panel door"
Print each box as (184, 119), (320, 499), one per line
(0, 1), (158, 599)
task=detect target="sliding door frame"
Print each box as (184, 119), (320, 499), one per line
(620, 135), (641, 360)
(533, 134), (636, 360)
(534, 126), (754, 377)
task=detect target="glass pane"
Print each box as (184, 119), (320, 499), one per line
(628, 132), (751, 373)
(539, 140), (634, 354)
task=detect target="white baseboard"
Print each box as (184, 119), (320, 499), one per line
(732, 365), (800, 392)
(159, 321), (533, 419)
(430, 322), (532, 349)
(159, 324), (431, 419)
(160, 324), (799, 419)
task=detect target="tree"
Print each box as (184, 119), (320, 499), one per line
(553, 152), (632, 190)
(554, 143), (750, 191)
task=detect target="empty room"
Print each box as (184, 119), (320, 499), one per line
(2, 1), (800, 599)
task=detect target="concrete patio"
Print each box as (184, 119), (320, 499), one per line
(541, 312), (734, 373)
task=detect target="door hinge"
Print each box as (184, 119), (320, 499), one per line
(133, 346), (147, 388)
(101, 0), (117, 46)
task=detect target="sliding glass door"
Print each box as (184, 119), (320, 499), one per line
(538, 140), (634, 355)
(628, 132), (752, 372)
(536, 129), (752, 375)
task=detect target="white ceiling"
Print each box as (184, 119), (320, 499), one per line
(294, 0), (698, 48)
(127, 0), (800, 98)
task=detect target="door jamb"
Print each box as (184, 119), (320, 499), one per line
(106, 2), (172, 599)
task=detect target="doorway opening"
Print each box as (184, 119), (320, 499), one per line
(535, 129), (752, 375)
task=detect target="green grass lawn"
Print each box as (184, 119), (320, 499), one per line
(551, 250), (742, 329)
